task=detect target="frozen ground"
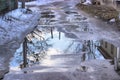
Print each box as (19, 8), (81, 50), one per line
(26, 0), (64, 6)
(4, 59), (120, 80)
(0, 9), (40, 79)
(1, 0), (120, 80)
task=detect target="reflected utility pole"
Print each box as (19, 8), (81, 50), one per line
(23, 37), (27, 68)
(21, 0), (25, 8)
(59, 32), (61, 40)
(81, 53), (86, 62)
(51, 27), (53, 39)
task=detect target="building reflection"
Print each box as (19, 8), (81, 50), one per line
(98, 40), (119, 59)
(98, 40), (120, 70)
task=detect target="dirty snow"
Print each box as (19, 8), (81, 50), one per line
(0, 9), (39, 45)
(4, 60), (120, 80)
(0, 8), (40, 79)
(26, 0), (64, 6)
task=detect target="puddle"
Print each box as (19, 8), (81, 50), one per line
(40, 11), (55, 18)
(65, 11), (78, 14)
(41, 14), (55, 18)
(41, 11), (54, 15)
(10, 26), (105, 70)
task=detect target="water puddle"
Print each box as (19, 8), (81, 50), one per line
(41, 14), (55, 18)
(65, 11), (78, 14)
(10, 26), (105, 71)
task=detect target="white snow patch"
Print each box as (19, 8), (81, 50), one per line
(83, 0), (92, 5)
(26, 0), (64, 6)
(109, 18), (116, 23)
(0, 8), (40, 45)
(6, 9), (33, 21)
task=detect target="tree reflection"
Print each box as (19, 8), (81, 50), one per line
(23, 11), (55, 67)
(81, 40), (101, 61)
(26, 30), (52, 66)
(14, 29), (52, 69)
(63, 40), (101, 62)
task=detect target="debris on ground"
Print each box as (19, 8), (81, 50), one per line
(76, 3), (119, 21)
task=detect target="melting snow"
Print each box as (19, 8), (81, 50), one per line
(0, 9), (40, 45)
(26, 0), (64, 6)
(82, 0), (92, 5)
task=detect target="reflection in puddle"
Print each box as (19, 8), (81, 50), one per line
(40, 11), (55, 18)
(98, 40), (119, 59)
(98, 40), (120, 70)
(65, 11), (78, 14)
(10, 27), (104, 70)
(41, 14), (55, 18)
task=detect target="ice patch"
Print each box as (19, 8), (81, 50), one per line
(26, 0), (64, 6)
(0, 9), (40, 45)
